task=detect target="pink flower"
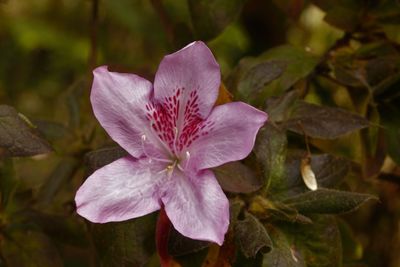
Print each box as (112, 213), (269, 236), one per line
(75, 41), (267, 245)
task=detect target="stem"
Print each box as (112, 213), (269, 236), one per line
(297, 122), (311, 157)
(88, 0), (99, 71)
(156, 207), (172, 267)
(150, 0), (174, 46)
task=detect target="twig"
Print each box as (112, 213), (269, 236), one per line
(150, 0), (174, 46)
(88, 0), (99, 71)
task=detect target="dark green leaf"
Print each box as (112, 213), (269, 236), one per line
(230, 46), (318, 105)
(372, 1), (400, 25)
(38, 158), (79, 204)
(331, 42), (400, 94)
(33, 120), (72, 142)
(188, 0), (246, 40)
(262, 225), (306, 267)
(65, 79), (86, 129)
(272, 153), (350, 199)
(337, 219), (363, 262)
(380, 103), (400, 165)
(235, 212), (272, 258)
(85, 146), (128, 175)
(254, 124), (287, 193)
(311, 0), (363, 31)
(283, 215), (342, 267)
(284, 101), (369, 139)
(237, 60), (286, 99)
(168, 227), (209, 257)
(259, 45), (319, 96)
(173, 247), (209, 267)
(249, 196), (312, 224)
(0, 105), (52, 157)
(17, 210), (88, 247)
(0, 158), (17, 209)
(265, 90), (300, 123)
(1, 230), (63, 267)
(214, 161), (263, 193)
(91, 213), (157, 267)
(272, 0), (305, 19)
(235, 251), (264, 267)
(230, 198), (245, 226)
(283, 188), (378, 214)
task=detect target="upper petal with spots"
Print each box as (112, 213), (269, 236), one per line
(91, 66), (170, 159)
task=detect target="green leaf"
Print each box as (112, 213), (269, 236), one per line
(0, 105), (52, 157)
(262, 225), (306, 267)
(0, 230), (63, 267)
(254, 124), (287, 193)
(282, 188), (378, 214)
(188, 0), (246, 40)
(284, 101), (369, 139)
(214, 161), (263, 193)
(91, 213), (157, 267)
(85, 146), (128, 175)
(0, 158), (17, 210)
(235, 212), (273, 258)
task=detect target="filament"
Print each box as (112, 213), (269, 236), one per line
(141, 135), (173, 163)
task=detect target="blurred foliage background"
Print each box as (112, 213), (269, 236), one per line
(1, 0), (400, 266)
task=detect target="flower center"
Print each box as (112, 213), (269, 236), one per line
(144, 88), (206, 153)
(141, 134), (190, 176)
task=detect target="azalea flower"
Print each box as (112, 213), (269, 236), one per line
(75, 41), (268, 245)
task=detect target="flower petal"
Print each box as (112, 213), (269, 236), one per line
(161, 170), (229, 245)
(154, 41), (220, 120)
(187, 102), (268, 170)
(91, 66), (170, 158)
(75, 156), (165, 223)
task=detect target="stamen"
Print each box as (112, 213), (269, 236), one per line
(184, 151), (191, 168)
(141, 134), (173, 164)
(157, 168), (168, 175)
(177, 151), (190, 171)
(177, 163), (184, 172)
